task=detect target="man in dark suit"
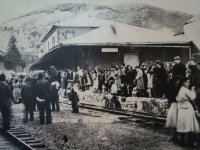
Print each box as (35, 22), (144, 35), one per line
(152, 62), (167, 98)
(171, 56), (186, 82)
(35, 73), (52, 124)
(21, 77), (35, 123)
(0, 74), (13, 130)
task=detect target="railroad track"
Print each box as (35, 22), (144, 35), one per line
(60, 101), (167, 127)
(0, 122), (48, 150)
(0, 130), (21, 150)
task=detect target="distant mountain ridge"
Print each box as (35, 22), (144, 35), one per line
(0, 2), (193, 63)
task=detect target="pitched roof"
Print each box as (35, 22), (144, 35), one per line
(41, 16), (110, 42)
(62, 22), (190, 45)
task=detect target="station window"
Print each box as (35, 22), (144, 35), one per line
(66, 32), (74, 40)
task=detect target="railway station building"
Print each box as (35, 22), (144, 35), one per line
(30, 17), (196, 70)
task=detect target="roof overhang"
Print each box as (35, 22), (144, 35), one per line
(29, 41), (192, 70)
(62, 41), (192, 47)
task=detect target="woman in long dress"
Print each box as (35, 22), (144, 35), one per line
(114, 65), (121, 92)
(176, 77), (199, 146)
(134, 66), (145, 92)
(91, 68), (98, 93)
(165, 81), (179, 143)
(13, 79), (20, 104)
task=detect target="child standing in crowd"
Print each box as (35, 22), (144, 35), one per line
(110, 80), (121, 109)
(176, 77), (199, 147)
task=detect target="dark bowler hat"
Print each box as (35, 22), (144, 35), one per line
(174, 56), (181, 60)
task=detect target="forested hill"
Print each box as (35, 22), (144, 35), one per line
(0, 2), (192, 57)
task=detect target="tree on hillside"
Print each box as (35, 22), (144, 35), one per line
(4, 35), (25, 70)
(0, 55), (3, 62)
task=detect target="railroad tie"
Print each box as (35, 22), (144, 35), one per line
(18, 137), (35, 141)
(29, 143), (46, 148)
(15, 133), (31, 138)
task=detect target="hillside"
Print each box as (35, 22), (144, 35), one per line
(0, 2), (192, 64)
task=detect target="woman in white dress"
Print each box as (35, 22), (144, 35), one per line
(176, 77), (199, 146)
(13, 79), (21, 104)
(165, 82), (179, 143)
(91, 67), (99, 93)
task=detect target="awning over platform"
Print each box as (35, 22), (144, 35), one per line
(30, 45), (80, 70)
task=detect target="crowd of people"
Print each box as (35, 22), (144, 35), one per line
(56, 56), (200, 99)
(0, 68), (80, 130)
(44, 56), (200, 147)
(1, 55), (200, 148)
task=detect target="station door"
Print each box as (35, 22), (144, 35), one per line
(123, 53), (139, 67)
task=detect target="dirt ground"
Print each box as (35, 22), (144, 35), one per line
(10, 100), (200, 150)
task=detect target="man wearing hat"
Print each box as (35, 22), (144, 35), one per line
(171, 56), (186, 82)
(0, 74), (13, 130)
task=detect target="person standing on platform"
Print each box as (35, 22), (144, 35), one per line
(170, 56), (186, 82)
(165, 81), (179, 144)
(0, 74), (13, 130)
(153, 62), (167, 98)
(35, 73), (52, 124)
(134, 66), (145, 96)
(81, 70), (87, 92)
(63, 71), (69, 98)
(51, 77), (60, 112)
(21, 77), (35, 123)
(68, 82), (79, 113)
(176, 77), (199, 147)
(110, 80), (121, 109)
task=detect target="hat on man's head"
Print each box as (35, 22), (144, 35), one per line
(174, 56), (181, 60)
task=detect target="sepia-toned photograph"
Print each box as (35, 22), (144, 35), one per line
(0, 0), (200, 149)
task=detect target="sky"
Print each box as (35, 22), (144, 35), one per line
(0, 0), (200, 23)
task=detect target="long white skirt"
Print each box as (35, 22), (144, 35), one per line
(13, 87), (21, 102)
(166, 102), (178, 128)
(177, 102), (200, 133)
